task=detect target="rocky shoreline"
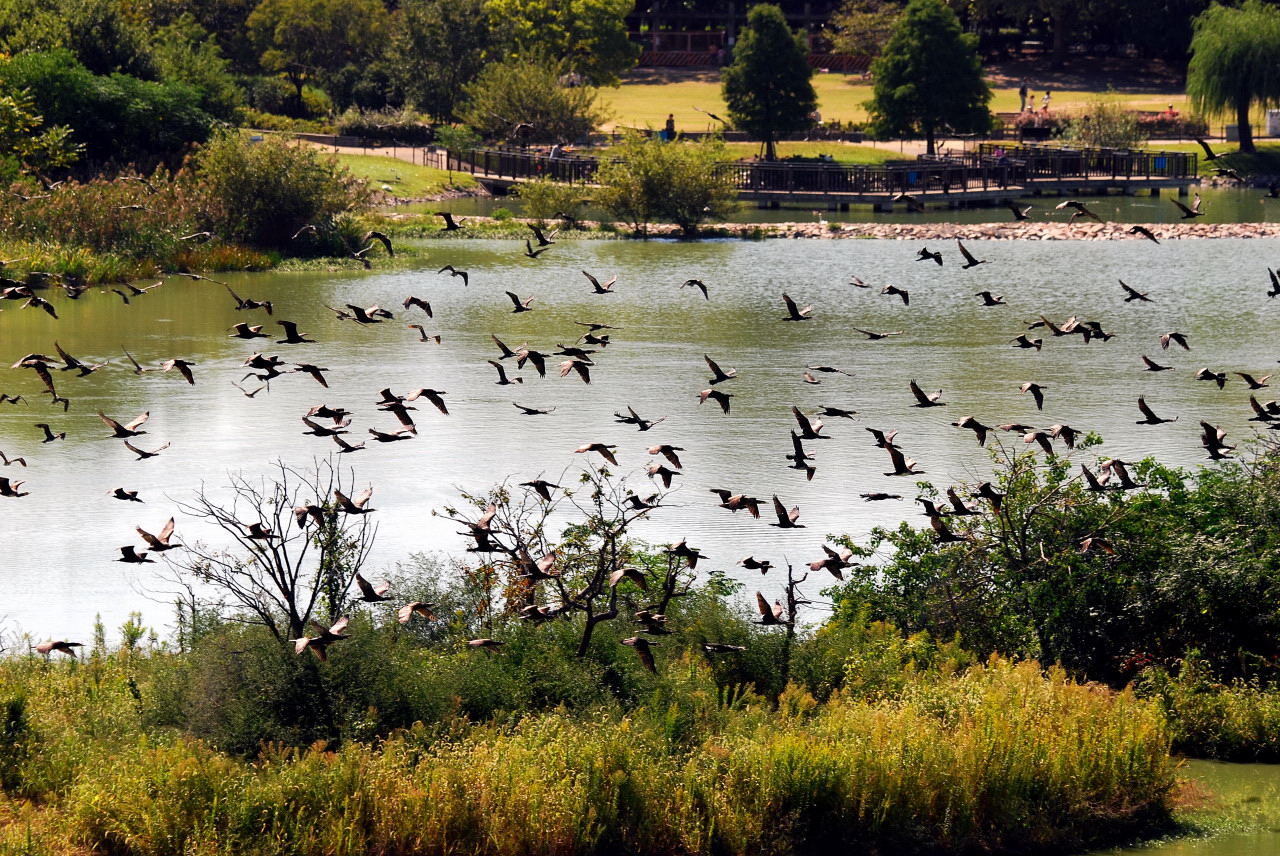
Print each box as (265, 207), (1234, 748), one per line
(698, 220), (1280, 240)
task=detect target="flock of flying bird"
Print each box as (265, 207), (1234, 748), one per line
(3, 201), (1277, 670)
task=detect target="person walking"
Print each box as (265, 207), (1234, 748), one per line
(1019, 82), (1028, 112)
(1041, 90), (1051, 113)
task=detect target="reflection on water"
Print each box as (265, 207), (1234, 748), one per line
(2, 237), (1279, 639)
(408, 185), (1279, 225)
(1091, 760), (1280, 856)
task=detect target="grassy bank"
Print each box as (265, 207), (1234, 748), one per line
(333, 153), (477, 198)
(0, 643), (1173, 856)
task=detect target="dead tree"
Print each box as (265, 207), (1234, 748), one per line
(164, 458), (376, 641)
(442, 464), (679, 657)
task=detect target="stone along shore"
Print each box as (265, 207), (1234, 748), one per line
(705, 220), (1280, 240)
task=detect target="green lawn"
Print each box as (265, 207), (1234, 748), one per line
(602, 70), (1188, 131)
(1141, 141), (1280, 177)
(333, 153), (476, 198)
(577, 138), (904, 164)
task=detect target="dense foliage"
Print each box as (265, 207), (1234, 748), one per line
(594, 134), (738, 235)
(866, 0), (991, 154)
(721, 4), (816, 162)
(1186, 0), (1280, 154)
(0, 49), (213, 167)
(0, 593), (1175, 855)
(830, 443), (1280, 688)
(458, 54), (607, 145)
(190, 130), (369, 248)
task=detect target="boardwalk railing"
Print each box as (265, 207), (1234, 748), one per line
(972, 144), (1197, 180)
(451, 144), (1197, 195)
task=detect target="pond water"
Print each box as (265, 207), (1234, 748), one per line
(1090, 760), (1280, 856)
(410, 184), (1280, 225)
(2, 236), (1279, 641)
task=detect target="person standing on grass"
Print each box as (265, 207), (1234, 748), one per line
(1042, 90), (1051, 112)
(664, 113), (676, 141)
(1019, 81), (1028, 112)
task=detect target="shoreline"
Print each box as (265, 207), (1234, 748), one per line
(684, 220), (1280, 240)
(378, 213), (1280, 242)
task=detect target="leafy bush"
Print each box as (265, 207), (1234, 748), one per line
(1138, 657), (1280, 760)
(458, 53), (606, 145)
(0, 49), (213, 166)
(830, 443), (1280, 686)
(190, 130), (369, 249)
(594, 133), (738, 235)
(516, 176), (591, 223)
(1061, 98), (1148, 149)
(335, 106), (433, 144)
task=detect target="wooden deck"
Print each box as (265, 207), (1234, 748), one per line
(455, 144), (1198, 211)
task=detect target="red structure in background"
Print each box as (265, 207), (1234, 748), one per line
(627, 0), (867, 69)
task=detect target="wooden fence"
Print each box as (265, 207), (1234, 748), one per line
(451, 144), (1197, 195)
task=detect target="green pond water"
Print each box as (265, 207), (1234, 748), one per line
(1092, 760), (1280, 856)
(1, 236), (1278, 643)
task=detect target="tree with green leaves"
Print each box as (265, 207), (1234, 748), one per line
(0, 85), (80, 179)
(594, 133), (738, 236)
(151, 14), (245, 121)
(865, 0), (991, 156)
(246, 0), (389, 111)
(1186, 0), (1280, 155)
(721, 4), (816, 162)
(483, 0), (638, 86)
(458, 54), (607, 145)
(388, 0), (492, 121)
(828, 0), (904, 56)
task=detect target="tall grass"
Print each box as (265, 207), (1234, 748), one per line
(1139, 659), (1280, 761)
(0, 647), (1174, 856)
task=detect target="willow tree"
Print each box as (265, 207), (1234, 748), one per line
(865, 0), (990, 156)
(1187, 0), (1280, 154)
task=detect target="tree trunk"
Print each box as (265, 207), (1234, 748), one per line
(1237, 96), (1255, 154)
(764, 135), (777, 161)
(1050, 6), (1075, 70)
(925, 123), (935, 156)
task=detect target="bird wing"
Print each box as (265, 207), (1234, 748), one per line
(505, 291), (522, 308)
(353, 487), (373, 508)
(908, 380), (930, 406)
(771, 495), (790, 525)
(97, 411), (126, 434)
(1172, 199), (1194, 216)
(791, 406), (814, 435)
(355, 573), (377, 599)
(582, 270), (601, 290)
(158, 516), (175, 542)
(957, 240), (978, 264)
(755, 591), (773, 620)
(1137, 397), (1158, 420)
(781, 293), (800, 316)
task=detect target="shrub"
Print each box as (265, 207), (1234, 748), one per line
(458, 53), (607, 145)
(516, 176), (591, 223)
(594, 133), (738, 235)
(0, 49), (213, 167)
(190, 130), (369, 249)
(335, 107), (433, 144)
(829, 443), (1280, 686)
(1061, 98), (1148, 149)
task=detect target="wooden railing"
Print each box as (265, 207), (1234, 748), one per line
(451, 144), (1197, 196)
(972, 144), (1197, 180)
